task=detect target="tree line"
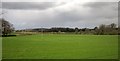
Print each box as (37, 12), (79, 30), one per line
(17, 23), (119, 35)
(0, 18), (119, 36)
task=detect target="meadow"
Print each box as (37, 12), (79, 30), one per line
(2, 34), (118, 59)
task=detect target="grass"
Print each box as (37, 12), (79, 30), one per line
(2, 34), (118, 59)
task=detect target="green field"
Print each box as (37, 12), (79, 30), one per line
(2, 34), (118, 59)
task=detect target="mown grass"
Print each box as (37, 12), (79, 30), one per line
(2, 34), (118, 59)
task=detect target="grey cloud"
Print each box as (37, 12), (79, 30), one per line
(0, 2), (2, 8)
(55, 2), (118, 22)
(55, 12), (82, 22)
(2, 2), (60, 10)
(83, 2), (118, 19)
(50, 2), (118, 27)
(84, 2), (118, 11)
(84, 2), (112, 8)
(3, 2), (118, 29)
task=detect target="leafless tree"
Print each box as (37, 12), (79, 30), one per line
(75, 27), (79, 34)
(98, 24), (106, 35)
(0, 18), (14, 35)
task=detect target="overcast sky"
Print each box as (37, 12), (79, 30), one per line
(1, 0), (119, 30)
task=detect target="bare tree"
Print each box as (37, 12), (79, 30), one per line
(0, 19), (2, 35)
(118, 25), (120, 35)
(110, 23), (116, 29)
(94, 27), (99, 35)
(98, 24), (106, 35)
(0, 18), (14, 35)
(75, 27), (79, 34)
(98, 23), (117, 35)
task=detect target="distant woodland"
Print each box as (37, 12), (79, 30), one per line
(0, 18), (119, 36)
